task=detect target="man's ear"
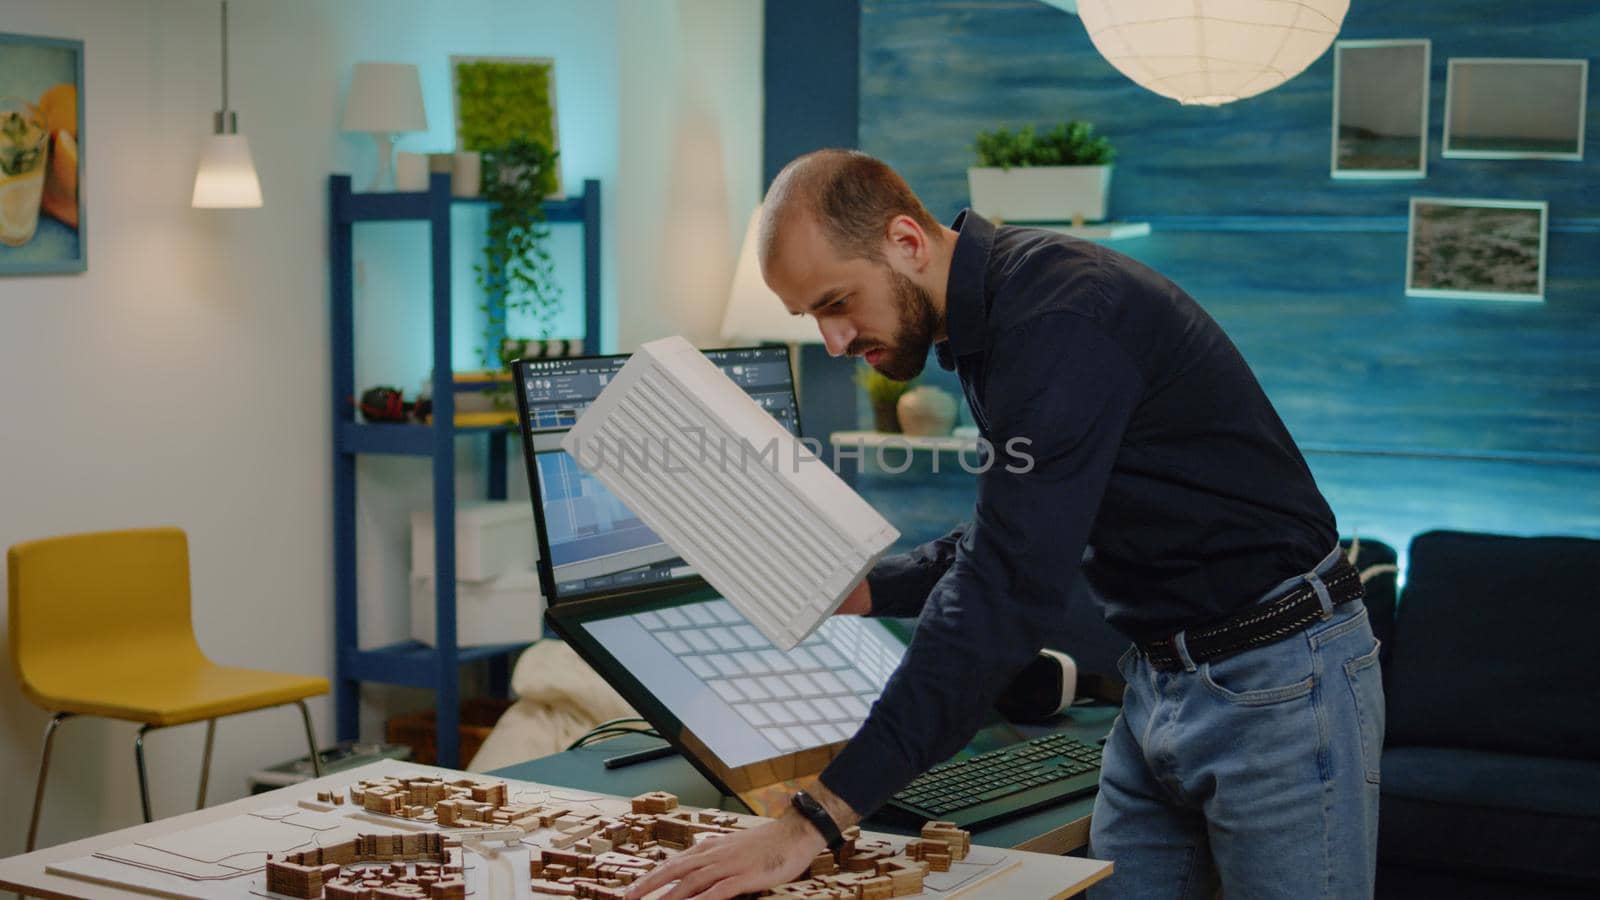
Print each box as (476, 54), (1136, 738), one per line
(885, 215), (931, 271)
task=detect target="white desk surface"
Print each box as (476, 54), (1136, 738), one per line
(0, 759), (1111, 899)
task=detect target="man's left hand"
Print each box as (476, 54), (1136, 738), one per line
(835, 577), (872, 616)
(624, 813), (825, 899)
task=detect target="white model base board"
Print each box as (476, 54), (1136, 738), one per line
(44, 764), (1015, 899)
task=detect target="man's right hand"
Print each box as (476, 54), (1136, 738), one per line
(835, 578), (872, 616)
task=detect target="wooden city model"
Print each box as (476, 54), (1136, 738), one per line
(263, 776), (973, 900)
(265, 832), (465, 899)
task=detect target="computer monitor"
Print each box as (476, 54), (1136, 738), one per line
(517, 348), (800, 438)
(512, 347), (801, 604)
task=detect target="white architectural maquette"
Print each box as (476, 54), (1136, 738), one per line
(1076, 0), (1349, 106)
(563, 336), (899, 649)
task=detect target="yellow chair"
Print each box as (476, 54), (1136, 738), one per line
(8, 527), (329, 850)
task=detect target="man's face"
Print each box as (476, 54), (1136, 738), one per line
(763, 213), (939, 382)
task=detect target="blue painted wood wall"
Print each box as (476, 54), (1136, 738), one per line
(765, 0), (864, 479)
(853, 0), (1600, 565)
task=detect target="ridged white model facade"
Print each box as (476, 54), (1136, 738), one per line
(563, 336), (899, 649)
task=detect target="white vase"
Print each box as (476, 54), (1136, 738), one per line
(394, 152), (429, 191)
(897, 386), (959, 437)
(451, 151), (482, 198)
(967, 164), (1112, 223)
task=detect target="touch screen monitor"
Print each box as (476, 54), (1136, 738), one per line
(515, 346), (908, 814)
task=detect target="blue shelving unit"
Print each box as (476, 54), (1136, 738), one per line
(329, 172), (601, 767)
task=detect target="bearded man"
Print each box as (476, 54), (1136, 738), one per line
(628, 149), (1382, 900)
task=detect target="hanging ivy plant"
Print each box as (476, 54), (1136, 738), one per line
(477, 138), (562, 382)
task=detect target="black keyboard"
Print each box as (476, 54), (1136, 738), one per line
(878, 733), (1102, 830)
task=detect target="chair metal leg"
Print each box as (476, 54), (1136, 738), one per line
(295, 700), (324, 779)
(27, 712), (74, 852)
(196, 719), (217, 809)
(136, 704), (317, 825)
(296, 695), (323, 778)
(135, 724), (157, 823)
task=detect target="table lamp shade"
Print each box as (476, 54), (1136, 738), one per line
(720, 207), (822, 344)
(341, 62), (427, 133)
(1076, 0), (1348, 106)
(192, 133), (263, 208)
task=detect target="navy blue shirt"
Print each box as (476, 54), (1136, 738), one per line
(819, 211), (1336, 816)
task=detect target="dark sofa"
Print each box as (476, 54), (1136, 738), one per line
(1363, 531), (1600, 898)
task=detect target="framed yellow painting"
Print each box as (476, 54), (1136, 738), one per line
(1, 31), (83, 275)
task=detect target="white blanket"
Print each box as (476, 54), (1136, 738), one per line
(467, 639), (639, 772)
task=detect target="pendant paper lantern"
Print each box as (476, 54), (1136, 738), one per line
(1076, 0), (1349, 106)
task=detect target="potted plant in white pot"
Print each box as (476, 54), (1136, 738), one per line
(968, 122), (1117, 223)
(855, 364), (915, 434)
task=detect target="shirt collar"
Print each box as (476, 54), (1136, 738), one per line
(935, 209), (995, 371)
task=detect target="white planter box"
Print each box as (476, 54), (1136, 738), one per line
(967, 165), (1112, 223)
(411, 501), (537, 582)
(411, 570), (544, 647)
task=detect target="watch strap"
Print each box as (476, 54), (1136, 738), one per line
(791, 790), (844, 851)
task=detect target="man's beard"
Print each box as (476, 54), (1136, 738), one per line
(856, 267), (939, 382)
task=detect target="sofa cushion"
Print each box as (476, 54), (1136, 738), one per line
(1378, 863), (1600, 900)
(1387, 530), (1600, 757)
(1383, 745), (1600, 818)
(1381, 746), (1600, 884)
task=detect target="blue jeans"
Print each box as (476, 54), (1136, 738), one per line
(1089, 551), (1385, 899)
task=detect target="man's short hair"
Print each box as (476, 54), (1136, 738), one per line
(761, 149), (942, 263)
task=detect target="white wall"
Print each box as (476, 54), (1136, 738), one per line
(617, 0), (764, 352)
(0, 0), (760, 852)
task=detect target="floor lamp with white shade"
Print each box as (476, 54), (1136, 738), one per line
(720, 206), (825, 398)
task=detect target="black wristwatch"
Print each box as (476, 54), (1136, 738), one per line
(790, 790), (845, 852)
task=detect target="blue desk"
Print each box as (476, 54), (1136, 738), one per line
(490, 703), (1119, 854)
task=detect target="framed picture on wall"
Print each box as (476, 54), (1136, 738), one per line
(1444, 58), (1587, 160)
(1331, 39), (1431, 179)
(450, 55), (563, 198)
(0, 32), (84, 275)
(1406, 198), (1548, 302)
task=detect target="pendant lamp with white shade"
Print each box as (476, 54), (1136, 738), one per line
(1074, 0), (1349, 106)
(721, 206), (822, 401)
(192, 0), (262, 207)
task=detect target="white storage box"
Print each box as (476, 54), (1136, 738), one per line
(411, 501), (536, 581)
(410, 570), (545, 647)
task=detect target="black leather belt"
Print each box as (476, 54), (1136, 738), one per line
(1137, 559), (1365, 673)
